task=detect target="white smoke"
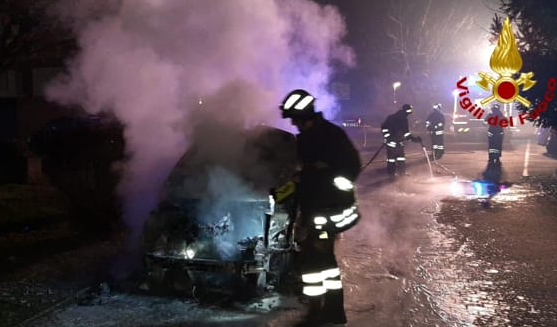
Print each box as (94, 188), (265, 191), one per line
(45, 0), (354, 240)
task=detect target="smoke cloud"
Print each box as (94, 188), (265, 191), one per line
(46, 0), (354, 240)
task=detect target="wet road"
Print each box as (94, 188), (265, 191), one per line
(340, 133), (557, 327)
(22, 133), (557, 327)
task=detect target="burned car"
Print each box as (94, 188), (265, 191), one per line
(142, 123), (299, 301)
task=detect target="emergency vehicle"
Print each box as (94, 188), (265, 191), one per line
(451, 98), (520, 141)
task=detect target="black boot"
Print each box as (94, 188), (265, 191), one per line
(321, 289), (347, 325)
(387, 162), (396, 176)
(434, 150), (444, 160)
(295, 296), (325, 327)
(397, 161), (407, 176)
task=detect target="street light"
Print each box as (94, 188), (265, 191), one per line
(393, 81), (401, 104)
(452, 89), (459, 130)
(452, 89), (458, 113)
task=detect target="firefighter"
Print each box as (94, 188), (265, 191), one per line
(381, 104), (422, 177)
(485, 103), (505, 163)
(425, 103), (445, 160)
(279, 89), (361, 326)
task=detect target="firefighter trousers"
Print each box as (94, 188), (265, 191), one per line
(386, 142), (406, 175)
(296, 230), (346, 325)
(488, 132), (503, 162)
(430, 133), (444, 160)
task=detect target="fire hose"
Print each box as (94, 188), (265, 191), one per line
(270, 138), (461, 242)
(360, 143), (386, 171)
(355, 138), (458, 178)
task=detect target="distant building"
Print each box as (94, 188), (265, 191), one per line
(0, 66), (78, 141)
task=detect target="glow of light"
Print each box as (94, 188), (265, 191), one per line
(472, 182), (484, 196)
(450, 180), (464, 196)
(268, 195), (275, 214)
(393, 81), (401, 90)
(480, 44), (497, 67)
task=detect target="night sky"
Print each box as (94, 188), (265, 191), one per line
(313, 0), (497, 118)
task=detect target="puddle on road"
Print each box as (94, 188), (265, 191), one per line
(347, 175), (557, 326)
(447, 178), (546, 208)
(495, 184), (540, 207)
(344, 174), (555, 326)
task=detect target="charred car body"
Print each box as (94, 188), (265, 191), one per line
(142, 123), (299, 301)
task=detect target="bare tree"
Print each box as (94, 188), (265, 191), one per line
(385, 0), (479, 78)
(0, 0), (75, 73)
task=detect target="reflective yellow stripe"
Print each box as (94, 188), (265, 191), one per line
(319, 231), (329, 239)
(330, 213), (344, 222)
(303, 285), (326, 296)
(294, 95), (314, 110)
(302, 272), (324, 283)
(283, 94), (301, 109)
(322, 268), (340, 278)
(313, 216), (328, 225)
(333, 176), (354, 191)
(274, 181), (296, 203)
(335, 212), (359, 228)
(323, 279), (343, 290)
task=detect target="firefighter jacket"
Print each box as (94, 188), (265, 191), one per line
(381, 110), (413, 143)
(296, 113), (361, 231)
(486, 109), (505, 135)
(426, 110), (445, 133)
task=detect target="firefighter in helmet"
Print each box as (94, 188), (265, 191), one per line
(425, 103), (446, 160)
(279, 89), (361, 326)
(485, 103), (505, 163)
(381, 104), (422, 177)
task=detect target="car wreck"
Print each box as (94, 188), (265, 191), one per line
(142, 123), (299, 302)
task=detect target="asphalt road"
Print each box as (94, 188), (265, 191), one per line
(342, 130), (557, 326)
(13, 130), (557, 327)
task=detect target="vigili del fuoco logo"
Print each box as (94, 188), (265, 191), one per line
(455, 17), (555, 127)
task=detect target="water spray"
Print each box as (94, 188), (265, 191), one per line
(417, 139), (459, 180)
(420, 142), (434, 179)
(415, 141), (459, 187)
(431, 152), (458, 179)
